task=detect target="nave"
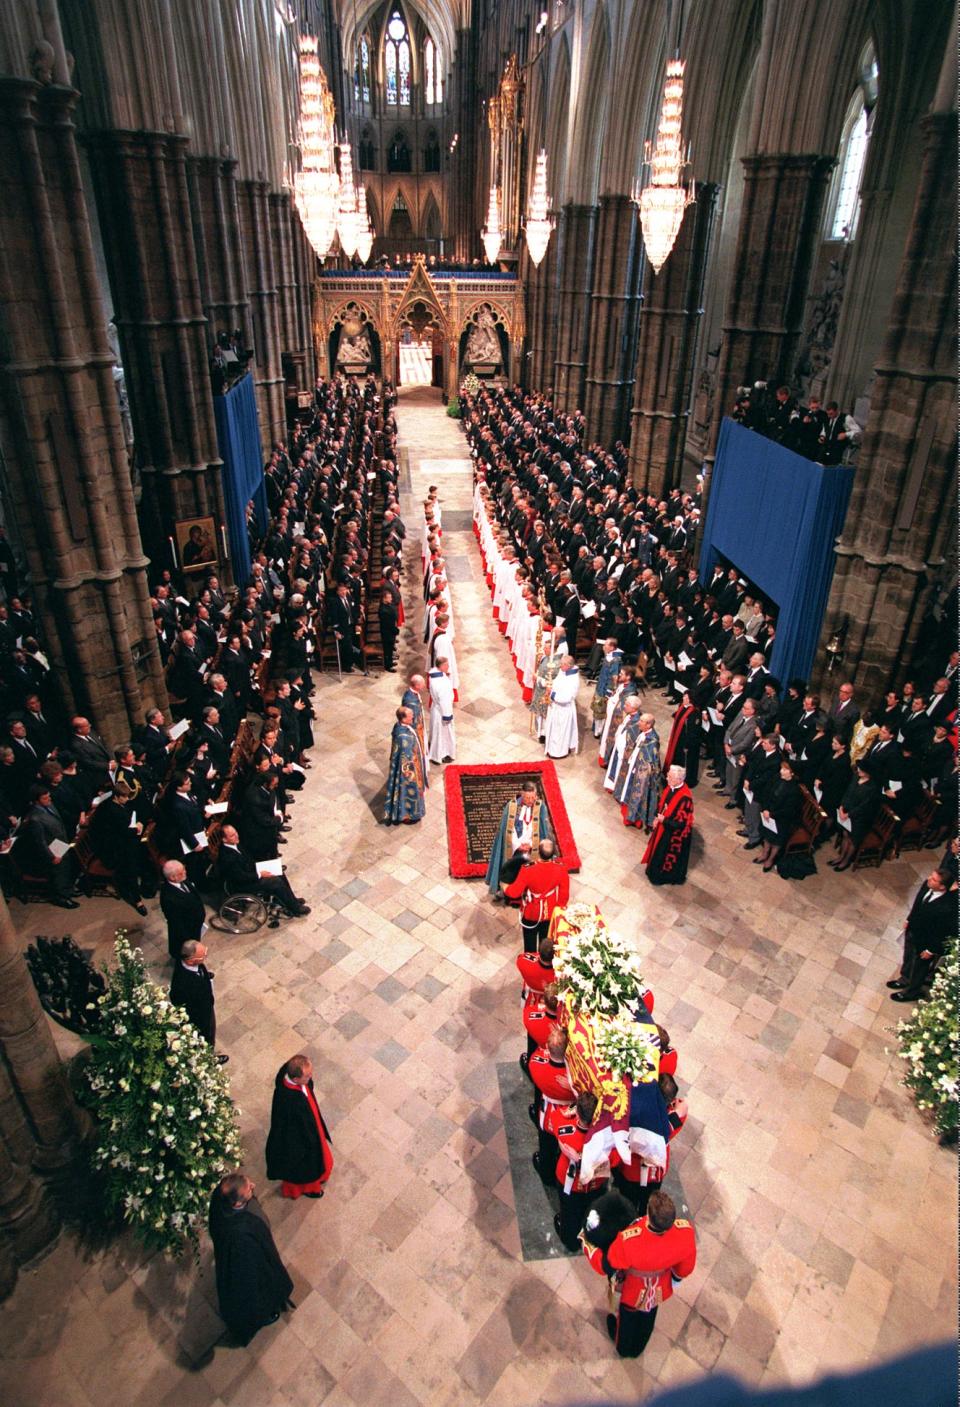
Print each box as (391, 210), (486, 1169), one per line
(0, 388), (953, 1407)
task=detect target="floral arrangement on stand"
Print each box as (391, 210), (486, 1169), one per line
(460, 371), (480, 398)
(81, 931), (243, 1256)
(896, 939), (958, 1145)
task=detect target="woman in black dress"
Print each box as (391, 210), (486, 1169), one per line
(756, 757), (802, 873)
(830, 763), (881, 871)
(813, 734), (852, 837)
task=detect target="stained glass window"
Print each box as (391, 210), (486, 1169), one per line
(385, 11), (410, 106)
(359, 36), (371, 104)
(830, 96), (869, 240)
(424, 37), (443, 106)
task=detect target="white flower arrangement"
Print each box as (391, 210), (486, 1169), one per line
(553, 909), (646, 1018)
(896, 939), (958, 1143)
(82, 931), (243, 1257)
(594, 1013), (661, 1084)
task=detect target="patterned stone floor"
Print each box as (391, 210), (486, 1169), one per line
(0, 386), (955, 1407)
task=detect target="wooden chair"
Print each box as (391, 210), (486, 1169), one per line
(895, 793), (938, 856)
(853, 804), (899, 868)
(783, 785), (825, 859)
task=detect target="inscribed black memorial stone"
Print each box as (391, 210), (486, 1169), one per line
(458, 773), (551, 866)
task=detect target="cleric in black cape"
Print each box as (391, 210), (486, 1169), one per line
(208, 1172), (293, 1345)
(265, 1054), (334, 1199)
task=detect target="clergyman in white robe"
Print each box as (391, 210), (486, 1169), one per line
(427, 667), (457, 763)
(544, 659), (581, 759)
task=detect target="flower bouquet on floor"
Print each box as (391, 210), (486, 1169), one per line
(80, 931), (243, 1257)
(896, 939), (958, 1145)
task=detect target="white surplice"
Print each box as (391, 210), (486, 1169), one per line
(427, 669), (456, 763)
(544, 666), (581, 758)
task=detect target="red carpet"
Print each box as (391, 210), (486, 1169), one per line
(444, 760), (582, 878)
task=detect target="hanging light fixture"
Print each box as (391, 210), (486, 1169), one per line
(524, 148), (554, 267)
(354, 182), (373, 263)
(481, 185), (502, 265)
(337, 139), (360, 258)
(633, 57), (695, 274)
(294, 34), (340, 259)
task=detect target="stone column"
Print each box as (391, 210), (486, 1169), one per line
(187, 154), (252, 351)
(530, 221), (560, 393)
(583, 194), (644, 448)
(629, 183), (719, 494)
(290, 210), (317, 393)
(239, 177), (285, 452)
(552, 204), (598, 414)
(0, 1056), (60, 1272)
(815, 112), (957, 696)
(0, 78), (167, 739)
(0, 893), (86, 1177)
(709, 154), (834, 451)
(83, 128), (229, 569)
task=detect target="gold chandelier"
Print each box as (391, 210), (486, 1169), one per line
(294, 35), (339, 259)
(337, 139), (359, 258)
(481, 185), (501, 265)
(633, 58), (695, 274)
(524, 149), (554, 267)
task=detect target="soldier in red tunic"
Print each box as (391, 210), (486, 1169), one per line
(520, 981), (559, 1065)
(515, 936), (555, 996)
(265, 1054), (334, 1200)
(529, 1026), (573, 1183)
(503, 838), (570, 952)
(583, 1190), (697, 1357)
(550, 1091), (609, 1250)
(611, 1072), (687, 1213)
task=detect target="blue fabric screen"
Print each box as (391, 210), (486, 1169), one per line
(699, 419), (854, 685)
(213, 373), (267, 586)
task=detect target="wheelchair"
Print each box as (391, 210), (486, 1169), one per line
(210, 890), (286, 933)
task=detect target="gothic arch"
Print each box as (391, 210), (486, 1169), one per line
(421, 190), (442, 240)
(605, 0), (668, 194)
(568, 2), (611, 204)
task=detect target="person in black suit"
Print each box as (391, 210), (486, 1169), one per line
(328, 581), (357, 673)
(133, 708), (172, 780)
(159, 859), (206, 959)
(20, 783), (79, 905)
(87, 783), (149, 914)
(560, 578), (581, 658)
(899, 696), (935, 756)
(169, 772), (209, 885)
(169, 939), (227, 1061)
(828, 683), (860, 747)
(68, 716), (111, 796)
(240, 772), (284, 861)
(378, 567), (401, 672)
(722, 622), (750, 675)
(21, 695), (54, 759)
(208, 1173), (293, 1346)
(204, 676), (241, 743)
(216, 825), (309, 918)
(888, 868), (958, 1002)
(812, 735), (852, 835)
(197, 707), (232, 778)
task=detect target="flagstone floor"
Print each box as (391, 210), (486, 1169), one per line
(0, 386), (955, 1407)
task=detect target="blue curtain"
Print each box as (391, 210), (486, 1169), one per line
(699, 419), (854, 684)
(213, 373), (267, 586)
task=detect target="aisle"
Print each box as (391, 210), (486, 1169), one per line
(0, 386), (951, 1407)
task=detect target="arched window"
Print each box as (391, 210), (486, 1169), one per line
(354, 33), (371, 105)
(423, 129), (441, 172)
(827, 43), (878, 241)
(424, 36), (443, 105)
(385, 10), (411, 106)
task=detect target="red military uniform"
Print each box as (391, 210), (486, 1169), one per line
(522, 992), (557, 1059)
(504, 859), (570, 953)
(611, 1099), (686, 1209)
(516, 950), (555, 996)
(659, 1043), (677, 1077)
(529, 1048), (573, 1183)
(585, 1214), (697, 1358)
(550, 1103), (608, 1250)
